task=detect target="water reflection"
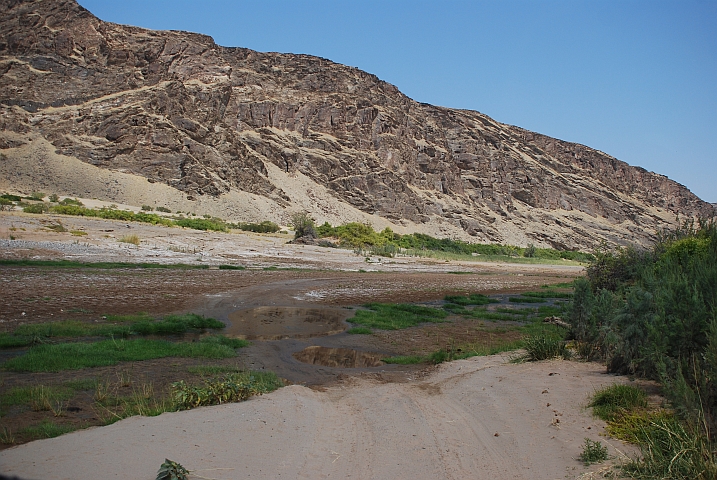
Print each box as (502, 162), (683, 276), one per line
(293, 346), (385, 368)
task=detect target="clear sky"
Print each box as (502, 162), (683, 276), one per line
(77, 0), (716, 203)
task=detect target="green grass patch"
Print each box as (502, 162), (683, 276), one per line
(444, 293), (498, 306)
(588, 384), (648, 421)
(517, 321), (564, 337)
(2, 338), (236, 372)
(536, 305), (565, 316)
(382, 355), (425, 364)
(1, 314), (225, 346)
(350, 303), (447, 330)
(442, 303), (471, 315)
(347, 327), (373, 335)
(508, 296), (546, 303)
(0, 333), (33, 348)
(128, 314), (224, 335)
(0, 384), (74, 410)
(199, 335), (249, 349)
(20, 420), (80, 440)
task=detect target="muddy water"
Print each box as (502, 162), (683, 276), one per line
(224, 306), (352, 340)
(293, 346), (385, 368)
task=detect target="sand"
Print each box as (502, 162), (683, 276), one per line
(0, 355), (636, 480)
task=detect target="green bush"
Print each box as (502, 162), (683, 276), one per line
(173, 217), (227, 232)
(1, 193), (23, 202)
(23, 203), (48, 214)
(59, 198), (83, 206)
(231, 221), (281, 233)
(291, 211), (316, 239)
(568, 219), (717, 443)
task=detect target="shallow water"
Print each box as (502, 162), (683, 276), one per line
(293, 346), (385, 368)
(224, 306), (352, 340)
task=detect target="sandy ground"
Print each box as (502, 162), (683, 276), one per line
(0, 355), (636, 480)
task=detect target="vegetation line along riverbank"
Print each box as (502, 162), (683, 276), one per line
(3, 192), (593, 265)
(567, 219), (717, 478)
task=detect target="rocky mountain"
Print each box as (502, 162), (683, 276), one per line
(1, 0), (713, 249)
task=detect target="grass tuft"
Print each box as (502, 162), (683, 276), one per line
(578, 438), (609, 465)
(118, 234), (140, 245)
(588, 384), (648, 421)
(519, 334), (570, 361)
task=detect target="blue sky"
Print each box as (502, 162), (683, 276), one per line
(78, 0), (716, 203)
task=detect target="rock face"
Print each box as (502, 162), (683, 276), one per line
(1, 0), (713, 249)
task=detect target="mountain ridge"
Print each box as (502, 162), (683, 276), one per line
(1, 0), (713, 249)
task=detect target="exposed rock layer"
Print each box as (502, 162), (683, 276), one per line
(1, 0), (712, 248)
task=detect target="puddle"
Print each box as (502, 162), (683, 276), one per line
(293, 346), (385, 368)
(224, 306), (351, 340)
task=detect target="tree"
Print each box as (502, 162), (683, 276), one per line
(291, 211), (316, 239)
